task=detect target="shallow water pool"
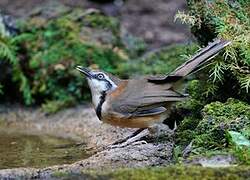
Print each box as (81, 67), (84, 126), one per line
(0, 130), (89, 169)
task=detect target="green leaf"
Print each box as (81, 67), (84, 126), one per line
(228, 131), (250, 147)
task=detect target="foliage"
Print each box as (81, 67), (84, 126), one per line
(175, 98), (250, 164)
(0, 9), (127, 111)
(227, 131), (250, 165)
(231, 146), (250, 165)
(0, 29), (33, 104)
(172, 0), (250, 165)
(175, 0), (250, 101)
(196, 98), (249, 149)
(228, 131), (250, 147)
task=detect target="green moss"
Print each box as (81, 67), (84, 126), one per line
(232, 146), (250, 165)
(197, 99), (250, 134)
(179, 117), (200, 131)
(171, 79), (208, 148)
(84, 13), (119, 31)
(175, 129), (196, 148)
(175, 98), (250, 164)
(194, 98), (249, 148)
(241, 127), (250, 140)
(81, 166), (250, 180)
(52, 171), (71, 178)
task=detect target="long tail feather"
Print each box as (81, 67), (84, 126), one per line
(172, 39), (231, 77)
(147, 39), (231, 84)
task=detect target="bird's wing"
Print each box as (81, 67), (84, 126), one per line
(109, 79), (186, 118)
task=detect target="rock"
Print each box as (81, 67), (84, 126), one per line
(119, 0), (192, 49)
(28, 1), (70, 20)
(183, 155), (237, 168)
(0, 13), (18, 36)
(0, 168), (38, 179)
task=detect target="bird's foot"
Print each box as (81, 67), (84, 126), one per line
(108, 124), (172, 149)
(132, 140), (148, 146)
(112, 128), (146, 145)
(109, 129), (149, 149)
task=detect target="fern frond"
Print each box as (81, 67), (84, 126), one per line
(0, 34), (33, 105)
(12, 65), (33, 105)
(203, 83), (219, 97)
(0, 36), (18, 65)
(240, 76), (250, 93)
(174, 11), (199, 27)
(209, 61), (228, 82)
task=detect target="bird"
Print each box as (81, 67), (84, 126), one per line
(76, 39), (231, 147)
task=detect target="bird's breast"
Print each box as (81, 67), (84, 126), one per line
(102, 112), (168, 128)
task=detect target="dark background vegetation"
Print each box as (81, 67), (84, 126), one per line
(0, 0), (249, 165)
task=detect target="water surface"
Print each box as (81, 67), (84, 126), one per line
(0, 130), (88, 169)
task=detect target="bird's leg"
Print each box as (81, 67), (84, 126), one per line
(109, 124), (171, 149)
(110, 128), (150, 148)
(112, 128), (146, 145)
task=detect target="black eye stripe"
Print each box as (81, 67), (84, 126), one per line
(93, 73), (112, 89)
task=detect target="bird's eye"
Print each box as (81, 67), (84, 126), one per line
(97, 73), (104, 79)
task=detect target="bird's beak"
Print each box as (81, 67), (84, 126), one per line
(76, 66), (92, 78)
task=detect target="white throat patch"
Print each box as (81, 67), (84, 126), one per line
(87, 75), (117, 108)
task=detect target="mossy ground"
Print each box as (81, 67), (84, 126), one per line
(174, 97), (250, 165)
(50, 166), (250, 180)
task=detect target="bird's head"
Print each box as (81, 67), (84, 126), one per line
(76, 66), (118, 107)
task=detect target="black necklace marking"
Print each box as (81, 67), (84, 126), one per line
(96, 91), (106, 120)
